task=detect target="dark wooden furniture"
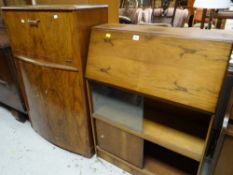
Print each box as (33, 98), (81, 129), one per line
(211, 90), (233, 175)
(2, 5), (108, 157)
(85, 24), (233, 175)
(0, 29), (26, 115)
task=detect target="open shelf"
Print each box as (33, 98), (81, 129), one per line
(96, 141), (199, 175)
(143, 99), (211, 161)
(144, 141), (199, 175)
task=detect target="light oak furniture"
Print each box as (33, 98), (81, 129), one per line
(86, 24), (233, 174)
(2, 5), (108, 157)
(35, 0), (119, 23)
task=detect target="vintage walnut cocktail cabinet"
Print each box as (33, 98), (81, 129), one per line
(85, 24), (233, 174)
(2, 5), (108, 157)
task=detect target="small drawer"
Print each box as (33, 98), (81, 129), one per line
(4, 11), (77, 67)
(95, 120), (144, 168)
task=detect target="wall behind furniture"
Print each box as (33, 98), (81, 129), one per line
(35, 0), (119, 22)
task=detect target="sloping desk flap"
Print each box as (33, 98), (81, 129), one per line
(86, 24), (233, 113)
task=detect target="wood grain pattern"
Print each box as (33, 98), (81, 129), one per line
(95, 119), (144, 168)
(3, 6), (108, 157)
(4, 11), (76, 67)
(17, 60), (93, 155)
(92, 24), (233, 42)
(86, 24), (232, 113)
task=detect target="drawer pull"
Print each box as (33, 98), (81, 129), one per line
(28, 19), (40, 27)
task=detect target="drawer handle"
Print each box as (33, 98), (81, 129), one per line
(28, 19), (40, 27)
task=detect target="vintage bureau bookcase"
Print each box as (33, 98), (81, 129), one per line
(2, 5), (108, 157)
(85, 24), (233, 174)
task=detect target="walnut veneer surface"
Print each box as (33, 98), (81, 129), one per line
(86, 24), (233, 113)
(3, 5), (108, 157)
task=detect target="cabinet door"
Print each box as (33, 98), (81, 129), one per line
(17, 59), (93, 156)
(95, 120), (144, 168)
(4, 11), (76, 67)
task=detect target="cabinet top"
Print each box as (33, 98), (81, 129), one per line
(94, 24), (233, 43)
(2, 4), (108, 11)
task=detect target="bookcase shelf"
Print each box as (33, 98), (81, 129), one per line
(143, 101), (211, 161)
(144, 141), (199, 175)
(91, 83), (212, 161)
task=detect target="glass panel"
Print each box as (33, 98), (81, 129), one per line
(90, 81), (144, 132)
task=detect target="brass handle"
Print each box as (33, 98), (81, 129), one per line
(28, 19), (40, 27)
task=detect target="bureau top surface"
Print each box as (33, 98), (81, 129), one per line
(94, 24), (233, 42)
(86, 24), (233, 113)
(2, 4), (108, 11)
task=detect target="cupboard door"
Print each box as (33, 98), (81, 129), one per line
(17, 59), (93, 156)
(95, 120), (144, 168)
(4, 11), (75, 67)
(31, 11), (74, 66)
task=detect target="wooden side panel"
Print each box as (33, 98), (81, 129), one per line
(95, 119), (144, 168)
(214, 135), (233, 175)
(71, 8), (108, 71)
(86, 29), (231, 113)
(35, 0), (119, 23)
(17, 60), (93, 157)
(88, 0), (119, 23)
(0, 47), (25, 112)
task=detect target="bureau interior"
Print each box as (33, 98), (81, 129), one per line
(89, 80), (212, 173)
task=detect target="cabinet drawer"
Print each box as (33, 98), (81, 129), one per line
(4, 11), (75, 67)
(95, 120), (144, 168)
